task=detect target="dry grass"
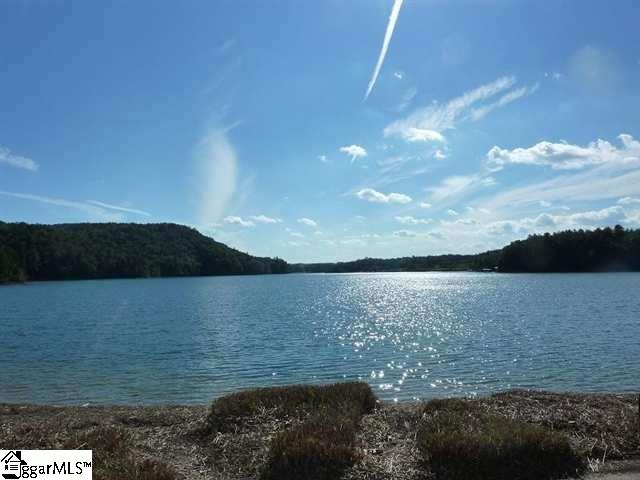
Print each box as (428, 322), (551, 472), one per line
(206, 382), (377, 433)
(203, 382), (377, 480)
(205, 382), (378, 480)
(0, 422), (176, 480)
(64, 428), (176, 480)
(343, 404), (428, 480)
(262, 415), (361, 480)
(1, 389), (637, 480)
(0, 404), (201, 479)
(479, 390), (640, 459)
(417, 398), (586, 480)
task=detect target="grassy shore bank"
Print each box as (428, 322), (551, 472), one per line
(1, 386), (638, 480)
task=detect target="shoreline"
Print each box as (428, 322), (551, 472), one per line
(3, 386), (640, 408)
(4, 269), (640, 287)
(2, 389), (638, 479)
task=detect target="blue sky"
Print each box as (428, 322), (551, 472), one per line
(1, 0), (640, 263)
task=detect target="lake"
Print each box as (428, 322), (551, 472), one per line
(1, 272), (638, 405)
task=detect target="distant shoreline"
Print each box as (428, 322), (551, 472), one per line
(4, 268), (640, 287)
(3, 222), (640, 282)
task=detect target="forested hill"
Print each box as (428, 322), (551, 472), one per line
(498, 225), (640, 272)
(294, 226), (640, 274)
(0, 222), (288, 282)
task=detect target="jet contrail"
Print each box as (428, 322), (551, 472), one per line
(364, 0), (404, 101)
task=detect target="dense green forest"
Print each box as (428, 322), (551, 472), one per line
(2, 222), (640, 283)
(498, 225), (640, 272)
(0, 222), (288, 282)
(296, 226), (640, 274)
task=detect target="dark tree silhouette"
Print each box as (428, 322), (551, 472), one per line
(0, 222), (288, 282)
(498, 226), (640, 272)
(295, 250), (501, 273)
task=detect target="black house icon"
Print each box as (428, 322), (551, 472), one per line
(1, 451), (26, 480)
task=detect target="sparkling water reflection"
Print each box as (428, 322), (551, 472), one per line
(1, 272), (638, 404)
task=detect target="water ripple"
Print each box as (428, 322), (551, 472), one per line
(1, 272), (639, 404)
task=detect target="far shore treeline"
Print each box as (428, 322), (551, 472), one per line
(1, 221), (640, 283)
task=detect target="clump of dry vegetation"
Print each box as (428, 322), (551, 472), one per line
(64, 428), (176, 480)
(206, 382), (377, 433)
(262, 414), (361, 480)
(479, 390), (640, 459)
(417, 398), (586, 480)
(206, 382), (377, 480)
(0, 417), (175, 480)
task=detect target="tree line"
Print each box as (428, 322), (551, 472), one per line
(295, 226), (640, 274)
(498, 225), (640, 272)
(0, 222), (288, 282)
(294, 250), (500, 273)
(2, 222), (639, 283)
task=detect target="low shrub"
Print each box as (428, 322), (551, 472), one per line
(212, 383), (377, 480)
(262, 415), (360, 480)
(206, 381), (376, 433)
(417, 399), (586, 480)
(65, 428), (175, 480)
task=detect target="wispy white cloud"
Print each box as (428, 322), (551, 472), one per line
(618, 197), (640, 205)
(0, 146), (38, 172)
(397, 86), (417, 111)
(485, 205), (637, 237)
(395, 215), (432, 225)
(402, 128), (445, 143)
(544, 72), (563, 80)
(486, 134), (639, 171)
(250, 214), (282, 224)
(364, 0), (405, 100)
(318, 155), (329, 163)
(223, 215), (254, 227)
(384, 76), (537, 142)
(86, 200), (150, 217)
(419, 202), (432, 209)
(356, 188), (412, 204)
(392, 229), (417, 238)
(470, 83), (539, 122)
(447, 209), (459, 217)
(0, 191), (123, 221)
(428, 175), (483, 203)
(197, 127), (238, 225)
(433, 149), (447, 160)
(340, 144), (368, 162)
(286, 228), (306, 239)
(482, 166), (640, 212)
(476, 134), (640, 212)
(298, 217), (318, 228)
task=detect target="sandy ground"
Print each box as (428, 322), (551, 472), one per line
(1, 390), (638, 479)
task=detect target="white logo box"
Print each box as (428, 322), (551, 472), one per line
(1, 450), (92, 479)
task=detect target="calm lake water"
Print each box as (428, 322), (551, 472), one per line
(1, 272), (638, 405)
